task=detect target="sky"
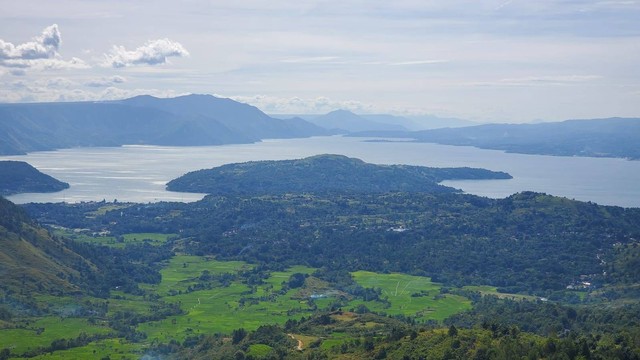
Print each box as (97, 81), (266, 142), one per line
(1, 1), (640, 122)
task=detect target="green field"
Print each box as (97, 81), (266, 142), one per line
(138, 257), (318, 342)
(25, 338), (142, 360)
(0, 317), (112, 355)
(351, 271), (472, 321)
(463, 285), (539, 301)
(1, 258), (474, 358)
(50, 230), (175, 248)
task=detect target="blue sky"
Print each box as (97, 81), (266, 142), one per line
(1, 0), (639, 122)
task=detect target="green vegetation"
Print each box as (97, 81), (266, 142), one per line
(166, 154), (511, 195)
(52, 229), (176, 248)
(351, 271), (471, 321)
(3, 154), (640, 359)
(0, 161), (69, 196)
(25, 338), (142, 360)
(0, 317), (111, 355)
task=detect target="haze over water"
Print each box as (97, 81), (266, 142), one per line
(2, 136), (639, 208)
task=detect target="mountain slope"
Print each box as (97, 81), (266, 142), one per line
(0, 161), (69, 196)
(0, 197), (90, 294)
(117, 94), (327, 140)
(0, 94), (327, 155)
(166, 154), (511, 195)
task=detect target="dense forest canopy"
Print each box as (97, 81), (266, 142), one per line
(166, 154), (512, 195)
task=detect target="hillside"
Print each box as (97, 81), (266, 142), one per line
(166, 154), (512, 195)
(0, 161), (69, 196)
(0, 94), (327, 155)
(0, 197), (88, 294)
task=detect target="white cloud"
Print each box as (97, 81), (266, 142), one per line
(85, 75), (127, 87)
(230, 94), (377, 114)
(0, 24), (60, 60)
(388, 60), (448, 66)
(280, 56), (340, 64)
(470, 74), (603, 87)
(0, 82), (186, 103)
(103, 39), (189, 68)
(0, 24), (89, 72)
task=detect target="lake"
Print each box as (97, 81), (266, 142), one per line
(2, 136), (639, 207)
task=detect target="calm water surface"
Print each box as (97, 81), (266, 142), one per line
(2, 136), (639, 207)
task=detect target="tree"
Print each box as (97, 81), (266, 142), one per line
(448, 325), (458, 337)
(232, 328), (247, 344)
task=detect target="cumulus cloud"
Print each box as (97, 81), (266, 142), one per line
(0, 24), (89, 71)
(103, 39), (189, 68)
(0, 24), (60, 60)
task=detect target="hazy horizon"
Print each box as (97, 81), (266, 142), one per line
(2, 1), (640, 123)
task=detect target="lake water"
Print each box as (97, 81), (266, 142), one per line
(2, 136), (639, 208)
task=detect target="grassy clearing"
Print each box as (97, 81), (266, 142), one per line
(52, 229), (176, 248)
(25, 338), (142, 360)
(351, 271), (471, 321)
(463, 285), (538, 301)
(319, 332), (351, 351)
(120, 232), (176, 247)
(0, 317), (111, 355)
(138, 257), (317, 342)
(247, 343), (274, 358)
(86, 204), (131, 217)
(291, 334), (318, 350)
(152, 255), (253, 295)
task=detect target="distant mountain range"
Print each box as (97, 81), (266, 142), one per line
(0, 94), (328, 155)
(270, 110), (475, 132)
(2, 94), (637, 160)
(351, 118), (640, 160)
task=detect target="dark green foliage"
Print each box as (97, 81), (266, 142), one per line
(166, 154), (511, 195)
(287, 273), (307, 289)
(0, 196), (32, 232)
(232, 328), (247, 344)
(24, 190), (640, 294)
(0, 161), (69, 196)
(608, 242), (640, 284)
(446, 295), (640, 338)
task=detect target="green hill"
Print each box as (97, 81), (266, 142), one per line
(0, 161), (69, 196)
(166, 154), (512, 195)
(0, 197), (90, 294)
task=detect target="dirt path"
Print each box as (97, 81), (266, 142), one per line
(288, 334), (304, 351)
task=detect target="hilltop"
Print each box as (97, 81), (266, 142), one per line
(166, 154), (512, 195)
